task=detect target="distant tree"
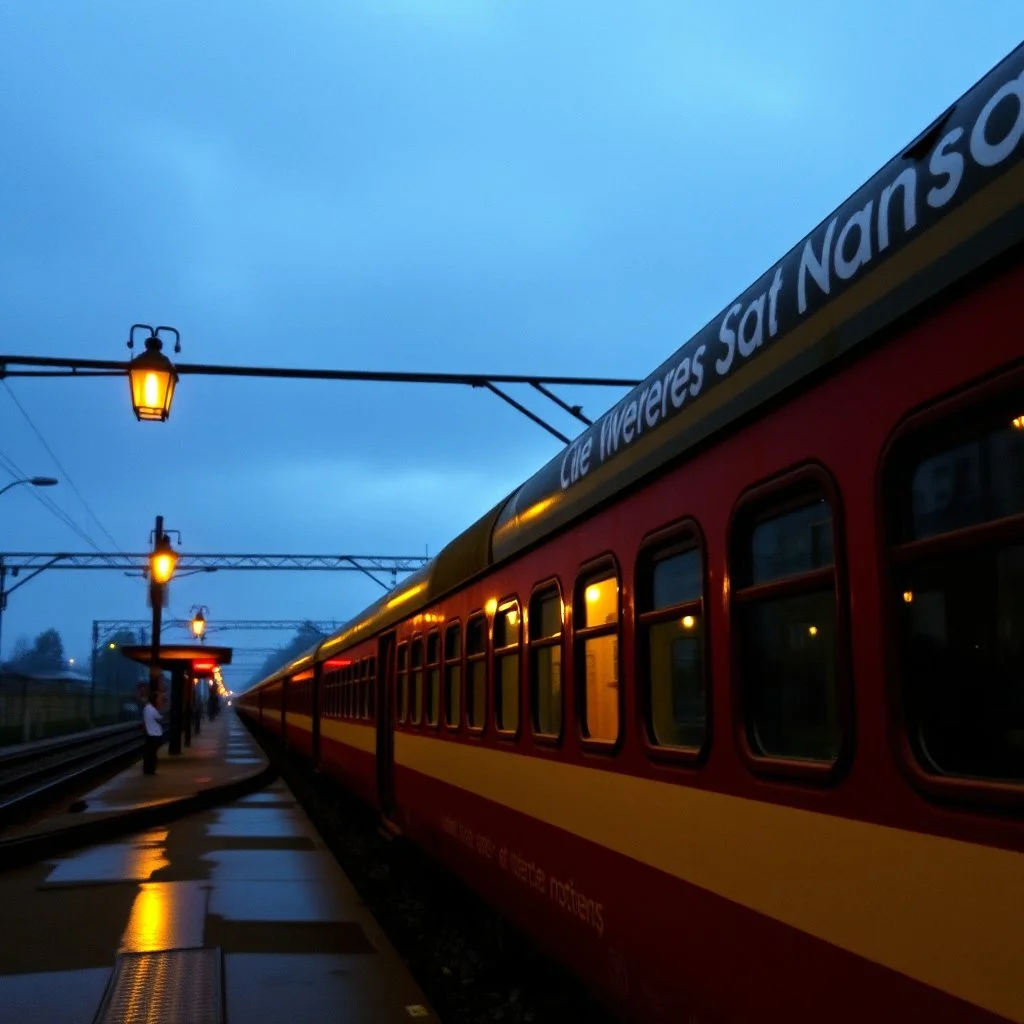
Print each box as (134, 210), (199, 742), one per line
(7, 636), (31, 668)
(9, 628), (66, 674)
(245, 621), (328, 688)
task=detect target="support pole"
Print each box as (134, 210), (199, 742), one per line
(183, 669), (193, 748)
(168, 666), (183, 755)
(90, 620), (99, 727)
(150, 514), (166, 742)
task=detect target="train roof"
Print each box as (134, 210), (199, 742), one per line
(249, 41), (1024, 690)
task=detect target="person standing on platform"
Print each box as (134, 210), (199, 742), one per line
(142, 687), (164, 775)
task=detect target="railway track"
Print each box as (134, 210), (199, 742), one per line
(0, 723), (144, 829)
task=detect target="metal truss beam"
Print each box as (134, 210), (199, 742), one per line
(95, 618), (342, 639)
(0, 355), (640, 443)
(0, 553), (428, 573)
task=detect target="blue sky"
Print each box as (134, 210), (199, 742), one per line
(0, 2), (1021, 686)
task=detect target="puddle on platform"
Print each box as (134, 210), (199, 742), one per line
(44, 831), (170, 884)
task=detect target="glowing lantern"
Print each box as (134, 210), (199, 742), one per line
(128, 333), (178, 421)
(150, 534), (178, 585)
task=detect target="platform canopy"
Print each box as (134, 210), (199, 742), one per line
(118, 644), (233, 670)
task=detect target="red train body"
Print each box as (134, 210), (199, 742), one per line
(238, 45), (1024, 1024)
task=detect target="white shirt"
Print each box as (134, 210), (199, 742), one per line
(143, 702), (163, 737)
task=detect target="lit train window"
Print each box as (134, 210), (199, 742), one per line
(575, 570), (621, 745)
(529, 587), (563, 738)
(426, 632), (441, 727)
(493, 600), (521, 734)
(444, 623), (462, 728)
(733, 485), (842, 764)
(396, 644), (408, 724)
(466, 614), (487, 730)
(411, 639), (424, 726)
(638, 537), (706, 752)
(889, 407), (1024, 785)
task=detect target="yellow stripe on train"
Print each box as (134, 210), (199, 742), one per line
(395, 731), (1024, 1023)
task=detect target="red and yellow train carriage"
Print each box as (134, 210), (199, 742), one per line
(239, 43), (1024, 1024)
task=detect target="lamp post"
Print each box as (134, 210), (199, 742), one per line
(148, 515), (185, 753)
(148, 515), (178, 689)
(186, 606), (208, 747)
(189, 606), (208, 643)
(0, 476), (58, 499)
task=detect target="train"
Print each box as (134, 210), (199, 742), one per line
(237, 41), (1024, 1024)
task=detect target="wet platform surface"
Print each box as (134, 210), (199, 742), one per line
(6, 711), (267, 840)
(0, 715), (438, 1021)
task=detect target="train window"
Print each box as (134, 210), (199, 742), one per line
(411, 639), (424, 725)
(426, 632), (441, 727)
(396, 644), (408, 724)
(358, 659), (367, 719)
(733, 484), (842, 764)
(638, 537), (706, 751)
(368, 656), (377, 722)
(530, 586), (563, 737)
(575, 570), (621, 745)
(493, 601), (521, 734)
(467, 614), (487, 730)
(444, 623), (462, 728)
(888, 408), (1024, 785)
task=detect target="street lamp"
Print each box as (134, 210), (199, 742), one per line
(0, 476), (58, 498)
(148, 517), (178, 686)
(127, 325), (179, 422)
(190, 606), (208, 642)
(150, 534), (179, 585)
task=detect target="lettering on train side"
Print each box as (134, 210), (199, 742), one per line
(540, 59), (1024, 497)
(440, 814), (606, 938)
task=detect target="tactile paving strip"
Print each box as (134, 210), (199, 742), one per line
(92, 947), (223, 1024)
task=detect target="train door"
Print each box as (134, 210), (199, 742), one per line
(376, 631), (396, 818)
(281, 677), (288, 747)
(311, 661), (322, 766)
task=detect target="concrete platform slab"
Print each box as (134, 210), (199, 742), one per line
(0, 968), (111, 1024)
(0, 745), (439, 1022)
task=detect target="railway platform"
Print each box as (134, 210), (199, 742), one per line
(0, 712), (438, 1022)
